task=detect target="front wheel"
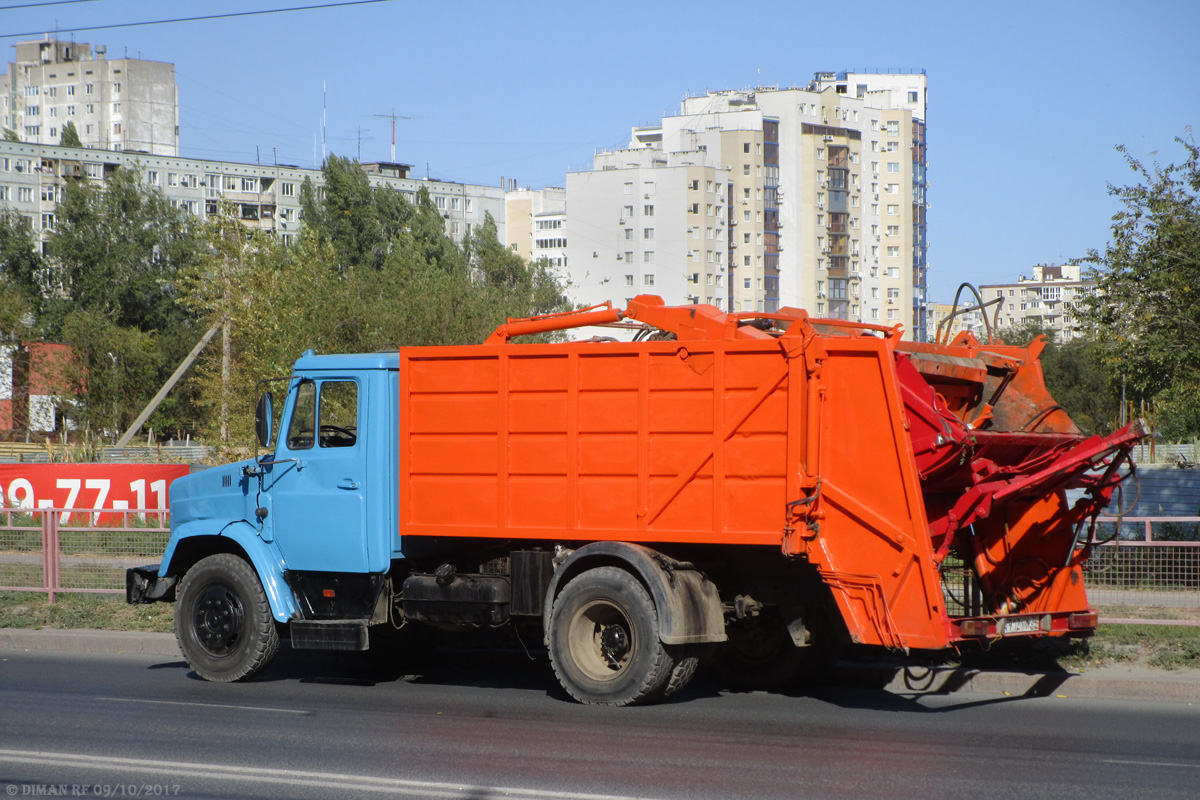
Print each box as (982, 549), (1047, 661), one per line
(548, 567), (680, 706)
(175, 553), (280, 682)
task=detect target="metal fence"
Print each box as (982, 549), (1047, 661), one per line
(3, 508), (1198, 627)
(1084, 516), (1200, 625)
(0, 507), (170, 602)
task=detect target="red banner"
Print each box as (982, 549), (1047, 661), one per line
(0, 463), (190, 523)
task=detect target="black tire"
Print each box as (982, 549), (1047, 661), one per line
(715, 610), (841, 691)
(175, 553), (280, 682)
(663, 649), (701, 698)
(548, 567), (677, 706)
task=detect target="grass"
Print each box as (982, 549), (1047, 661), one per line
(0, 591), (174, 633)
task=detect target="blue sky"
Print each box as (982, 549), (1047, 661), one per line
(2, 0), (1196, 301)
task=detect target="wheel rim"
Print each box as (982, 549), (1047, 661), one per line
(193, 583), (245, 657)
(567, 599), (635, 682)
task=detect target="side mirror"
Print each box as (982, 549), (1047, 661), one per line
(255, 392), (274, 448)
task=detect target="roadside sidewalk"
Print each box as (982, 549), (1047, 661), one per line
(835, 659), (1200, 704)
(2, 627), (1198, 703)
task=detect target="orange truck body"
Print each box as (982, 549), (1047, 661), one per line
(398, 296), (1142, 652)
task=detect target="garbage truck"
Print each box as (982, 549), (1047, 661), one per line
(128, 296), (1144, 705)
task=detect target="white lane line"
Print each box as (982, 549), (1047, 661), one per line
(0, 749), (666, 800)
(96, 696), (311, 714)
(1100, 758), (1200, 770)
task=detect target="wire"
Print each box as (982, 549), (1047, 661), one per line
(0, 0), (396, 38)
(0, 0), (100, 10)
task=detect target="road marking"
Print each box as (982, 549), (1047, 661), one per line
(96, 696), (311, 715)
(1101, 758), (1200, 770)
(0, 749), (667, 800)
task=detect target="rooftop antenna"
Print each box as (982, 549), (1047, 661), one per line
(321, 81), (327, 163)
(374, 108), (410, 162)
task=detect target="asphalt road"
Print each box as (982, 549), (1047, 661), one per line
(1, 645), (1198, 800)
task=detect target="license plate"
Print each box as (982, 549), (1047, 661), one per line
(1001, 616), (1042, 634)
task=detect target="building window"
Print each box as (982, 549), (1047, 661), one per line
(887, 204), (899, 215)
(18, 187), (32, 202)
(886, 184), (899, 195)
(625, 251), (633, 263)
(643, 204), (654, 216)
(624, 228), (633, 240)
(281, 182), (294, 197)
(147, 170), (159, 185)
(743, 164), (751, 176)
(643, 228), (654, 240)
(887, 246), (900, 257)
(643, 251), (654, 263)
(644, 274), (655, 286)
(887, 162), (899, 173)
(465, 198), (473, 213)
(241, 177), (258, 192)
(886, 225), (900, 236)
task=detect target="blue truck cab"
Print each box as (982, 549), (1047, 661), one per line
(127, 351), (403, 681)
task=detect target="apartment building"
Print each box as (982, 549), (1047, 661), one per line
(566, 145), (731, 309)
(979, 263), (1093, 342)
(505, 186), (567, 268)
(564, 71), (928, 338)
(0, 141), (506, 253)
(2, 37), (178, 156)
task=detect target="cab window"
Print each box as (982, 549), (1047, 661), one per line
(285, 380), (316, 450)
(318, 381), (357, 448)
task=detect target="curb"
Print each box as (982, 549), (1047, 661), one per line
(2, 628), (1198, 703)
(0, 628), (181, 657)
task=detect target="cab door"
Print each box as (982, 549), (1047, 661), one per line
(268, 378), (368, 573)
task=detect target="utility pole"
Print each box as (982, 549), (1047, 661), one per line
(373, 108), (410, 163)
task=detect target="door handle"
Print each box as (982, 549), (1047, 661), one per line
(338, 478), (359, 490)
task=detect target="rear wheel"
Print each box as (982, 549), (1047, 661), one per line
(175, 554), (279, 682)
(548, 567), (680, 706)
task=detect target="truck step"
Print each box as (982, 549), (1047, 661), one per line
(289, 620), (369, 651)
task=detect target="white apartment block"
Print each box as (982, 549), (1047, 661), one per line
(567, 146), (731, 310)
(2, 37), (178, 155)
(979, 264), (1093, 343)
(563, 71), (929, 338)
(0, 142), (505, 253)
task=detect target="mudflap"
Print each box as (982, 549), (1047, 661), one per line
(125, 564), (177, 604)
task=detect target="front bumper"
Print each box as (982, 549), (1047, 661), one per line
(126, 564), (178, 604)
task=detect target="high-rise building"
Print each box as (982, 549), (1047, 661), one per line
(2, 37), (179, 155)
(565, 71), (929, 338)
(978, 263), (1093, 342)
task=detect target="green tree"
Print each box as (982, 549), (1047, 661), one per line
(183, 155), (570, 451)
(44, 165), (200, 333)
(3, 129), (19, 142)
(59, 120), (82, 148)
(0, 210), (43, 335)
(42, 166), (204, 436)
(1082, 133), (1200, 438)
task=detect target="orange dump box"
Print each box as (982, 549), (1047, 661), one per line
(398, 296), (1143, 654)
